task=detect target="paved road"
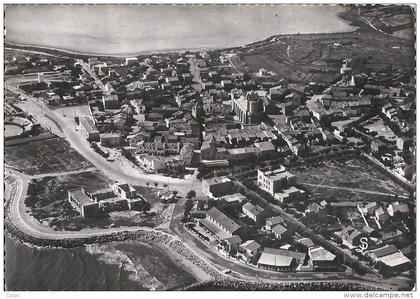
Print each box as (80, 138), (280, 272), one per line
(4, 75), (413, 290)
(235, 181), (376, 275)
(168, 200), (411, 291)
(76, 59), (107, 92)
(6, 79), (203, 196)
(6, 169), (156, 240)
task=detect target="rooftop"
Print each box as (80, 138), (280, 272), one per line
(368, 245), (398, 259)
(68, 189), (95, 206)
(259, 167), (293, 181)
(258, 248), (306, 267)
(266, 216), (285, 226)
(218, 193), (247, 203)
(80, 117), (98, 134)
(272, 224), (287, 235)
(242, 202), (265, 217)
(258, 251), (293, 267)
(225, 235), (242, 244)
(199, 218), (230, 240)
(309, 246), (336, 261)
(240, 240), (261, 252)
(379, 252), (411, 268)
(204, 176), (231, 186)
(207, 207), (240, 235)
(297, 238), (315, 248)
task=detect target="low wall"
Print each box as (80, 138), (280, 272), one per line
(361, 153), (415, 192)
(5, 133), (56, 146)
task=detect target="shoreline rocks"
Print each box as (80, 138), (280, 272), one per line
(179, 279), (387, 291)
(4, 177), (387, 291)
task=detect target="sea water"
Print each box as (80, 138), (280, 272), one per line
(5, 5), (355, 56)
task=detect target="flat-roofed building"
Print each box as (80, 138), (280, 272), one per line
(217, 193), (247, 203)
(68, 182), (147, 218)
(308, 246), (337, 271)
(227, 147), (259, 162)
(257, 167), (296, 196)
(68, 189), (100, 218)
(89, 188), (115, 202)
(377, 252), (411, 274)
(137, 154), (170, 172)
(100, 133), (121, 147)
(125, 57), (138, 66)
(202, 176), (233, 197)
(102, 94), (120, 109)
(254, 141), (277, 159)
(274, 186), (306, 203)
(112, 183), (137, 199)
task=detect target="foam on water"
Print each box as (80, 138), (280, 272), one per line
(85, 243), (165, 290)
(5, 234), (195, 291)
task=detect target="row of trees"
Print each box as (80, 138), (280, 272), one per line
(90, 142), (109, 158)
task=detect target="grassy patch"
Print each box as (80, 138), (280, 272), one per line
(234, 29), (414, 83)
(5, 137), (92, 175)
(292, 157), (408, 198)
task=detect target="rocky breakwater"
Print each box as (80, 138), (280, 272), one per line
(180, 279), (387, 291)
(5, 213), (223, 280)
(4, 172), (222, 282)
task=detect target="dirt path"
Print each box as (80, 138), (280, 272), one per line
(300, 182), (409, 199)
(28, 167), (98, 179)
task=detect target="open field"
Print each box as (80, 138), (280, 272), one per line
(24, 171), (175, 231)
(292, 157), (409, 203)
(231, 6), (414, 84)
(5, 137), (93, 175)
(234, 29), (414, 83)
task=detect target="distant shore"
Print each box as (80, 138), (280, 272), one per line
(5, 6), (358, 59)
(5, 42), (225, 59)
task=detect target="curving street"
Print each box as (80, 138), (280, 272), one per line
(6, 77), (203, 197)
(4, 76), (413, 291)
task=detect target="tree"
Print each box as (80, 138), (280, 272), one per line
(186, 190), (196, 199)
(184, 199), (194, 211)
(146, 182), (150, 187)
(154, 182), (158, 188)
(182, 199), (194, 223)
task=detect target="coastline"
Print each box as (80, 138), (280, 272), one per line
(4, 5), (414, 292)
(5, 6), (359, 59)
(4, 225), (388, 291)
(5, 42), (224, 59)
